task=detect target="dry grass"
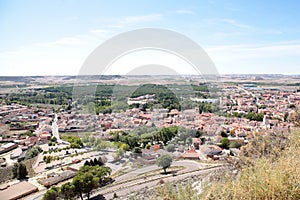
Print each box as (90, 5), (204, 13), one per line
(0, 165), (13, 183)
(200, 130), (300, 200)
(152, 182), (200, 200)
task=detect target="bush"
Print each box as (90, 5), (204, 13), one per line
(120, 143), (130, 151)
(165, 144), (175, 152)
(132, 147), (142, 153)
(219, 138), (229, 149)
(25, 146), (42, 160)
(229, 141), (241, 149)
(220, 131), (228, 138)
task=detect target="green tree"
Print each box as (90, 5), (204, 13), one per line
(62, 135), (83, 148)
(84, 160), (90, 166)
(165, 144), (175, 152)
(93, 158), (99, 165)
(78, 165), (111, 181)
(45, 156), (52, 164)
(25, 146), (42, 160)
(73, 165), (112, 199)
(59, 182), (76, 200)
(12, 162), (28, 179)
(157, 127), (178, 145)
(73, 172), (98, 200)
(42, 165), (111, 200)
(157, 154), (173, 174)
(43, 187), (59, 200)
(89, 159), (95, 166)
(122, 135), (139, 149)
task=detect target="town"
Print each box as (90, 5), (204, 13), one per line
(0, 75), (299, 199)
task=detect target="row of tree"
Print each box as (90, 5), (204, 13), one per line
(43, 165), (112, 200)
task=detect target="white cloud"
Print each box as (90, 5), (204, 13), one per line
(104, 50), (196, 75)
(206, 42), (300, 59)
(0, 31), (112, 75)
(0, 12), (166, 76)
(205, 41), (300, 74)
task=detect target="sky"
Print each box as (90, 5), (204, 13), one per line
(0, 0), (300, 76)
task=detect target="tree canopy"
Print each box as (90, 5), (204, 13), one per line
(12, 162), (28, 180)
(157, 154), (173, 174)
(43, 165), (111, 200)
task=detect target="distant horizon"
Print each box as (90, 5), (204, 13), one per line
(0, 73), (300, 77)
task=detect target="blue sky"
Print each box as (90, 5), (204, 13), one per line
(0, 0), (300, 75)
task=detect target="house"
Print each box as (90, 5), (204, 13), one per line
(0, 143), (18, 154)
(39, 132), (51, 141)
(182, 148), (199, 160)
(0, 182), (38, 200)
(201, 145), (223, 158)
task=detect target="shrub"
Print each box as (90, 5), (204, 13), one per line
(219, 138), (229, 149)
(229, 141), (241, 149)
(132, 147), (142, 153)
(165, 144), (175, 152)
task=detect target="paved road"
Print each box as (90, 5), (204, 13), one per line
(114, 160), (200, 182)
(24, 160), (216, 200)
(93, 165), (222, 199)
